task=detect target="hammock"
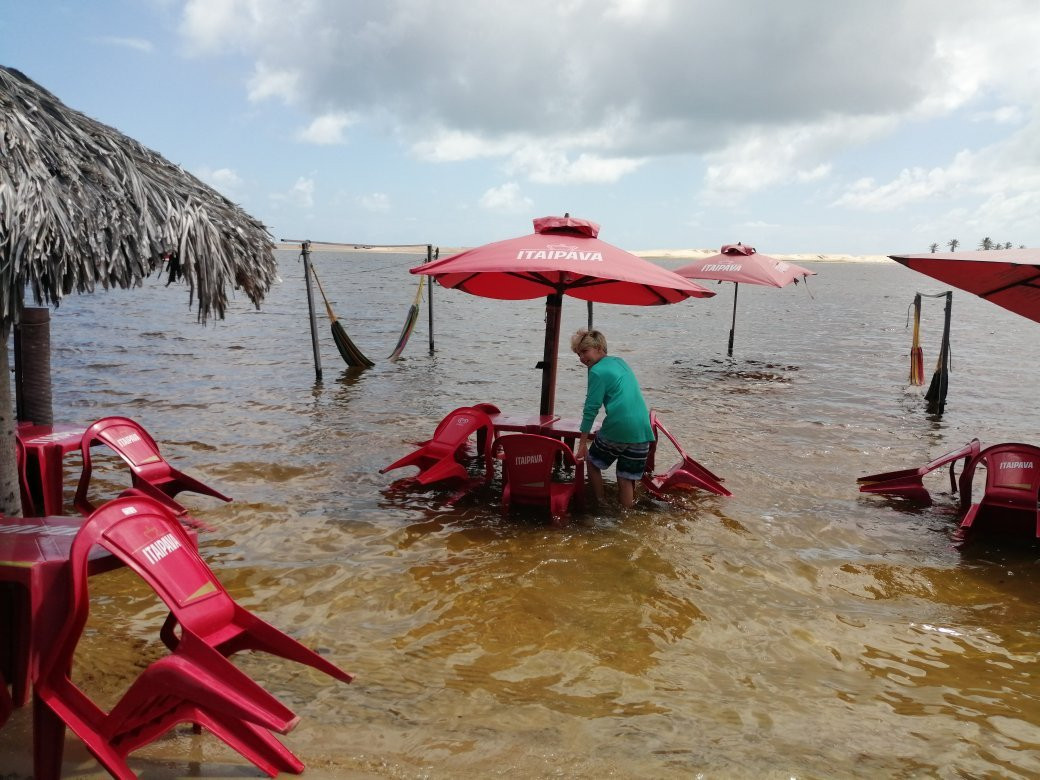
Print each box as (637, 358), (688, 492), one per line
(310, 266), (424, 368)
(909, 293), (924, 385)
(389, 276), (425, 362)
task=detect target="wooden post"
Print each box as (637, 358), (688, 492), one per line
(427, 244), (435, 354)
(300, 241), (323, 381)
(14, 307), (52, 424)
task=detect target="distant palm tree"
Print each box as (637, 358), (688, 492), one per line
(947, 239), (960, 251)
(1005, 242), (1013, 249)
(979, 237), (994, 250)
(929, 242), (939, 253)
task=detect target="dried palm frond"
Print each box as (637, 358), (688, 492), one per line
(0, 66), (277, 325)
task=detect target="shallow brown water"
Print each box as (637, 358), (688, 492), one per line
(4, 251), (1040, 778)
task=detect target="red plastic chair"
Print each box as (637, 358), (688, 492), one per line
(493, 434), (582, 523)
(381, 406), (495, 486)
(641, 412), (731, 499)
(74, 416), (231, 521)
(35, 496), (322, 779)
(858, 439), (981, 506)
(957, 443), (1040, 539)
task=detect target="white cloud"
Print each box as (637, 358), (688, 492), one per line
(833, 114), (1040, 213)
(479, 182), (533, 213)
(173, 0), (1040, 240)
(194, 166), (244, 198)
(971, 106), (1024, 124)
(507, 147), (645, 185)
(270, 177), (315, 209)
(94, 36), (154, 53)
(296, 112), (355, 144)
(247, 62), (300, 103)
(358, 192), (390, 212)
(701, 117), (889, 204)
(412, 130), (519, 162)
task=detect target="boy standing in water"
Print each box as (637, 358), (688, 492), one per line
(571, 328), (654, 508)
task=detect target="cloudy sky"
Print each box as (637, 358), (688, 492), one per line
(4, 0), (1040, 254)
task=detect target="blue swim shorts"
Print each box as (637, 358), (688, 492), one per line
(587, 434), (651, 481)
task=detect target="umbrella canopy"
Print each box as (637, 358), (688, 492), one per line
(674, 243), (815, 356)
(412, 215), (713, 415)
(674, 243), (814, 288)
(889, 249), (1040, 325)
(0, 66), (278, 515)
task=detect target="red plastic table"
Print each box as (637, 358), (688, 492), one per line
(15, 423), (86, 516)
(0, 512), (195, 778)
(0, 515), (119, 706)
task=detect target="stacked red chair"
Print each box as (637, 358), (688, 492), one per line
(381, 406), (495, 486)
(857, 439), (981, 507)
(35, 495), (352, 778)
(641, 412), (731, 499)
(957, 443), (1040, 539)
(74, 416), (231, 526)
(493, 433), (582, 523)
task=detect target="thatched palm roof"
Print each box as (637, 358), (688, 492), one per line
(0, 65), (278, 325)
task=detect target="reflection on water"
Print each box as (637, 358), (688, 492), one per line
(5, 253), (1040, 777)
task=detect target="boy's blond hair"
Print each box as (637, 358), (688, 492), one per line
(570, 328), (607, 354)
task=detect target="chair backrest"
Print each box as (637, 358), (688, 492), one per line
(83, 416), (165, 469)
(645, 411), (662, 474)
(647, 410), (721, 481)
(431, 406), (494, 453)
(975, 443), (1040, 507)
(494, 434), (576, 502)
(65, 496), (232, 657)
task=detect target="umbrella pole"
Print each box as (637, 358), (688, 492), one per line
(587, 301), (593, 329)
(540, 293), (563, 417)
(300, 241), (323, 381)
(727, 283), (739, 357)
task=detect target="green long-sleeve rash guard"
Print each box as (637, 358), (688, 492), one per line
(580, 355), (654, 443)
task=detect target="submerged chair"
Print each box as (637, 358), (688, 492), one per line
(957, 443), (1040, 539)
(381, 406), (495, 486)
(37, 495), (353, 778)
(857, 439), (981, 506)
(34, 496), (319, 778)
(74, 416), (231, 522)
(493, 434), (582, 523)
(641, 412), (731, 499)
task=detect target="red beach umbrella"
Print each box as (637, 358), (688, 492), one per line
(411, 215), (713, 416)
(889, 249), (1040, 325)
(674, 244), (815, 356)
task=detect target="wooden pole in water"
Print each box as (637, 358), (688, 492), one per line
(427, 244), (436, 354)
(300, 241), (323, 381)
